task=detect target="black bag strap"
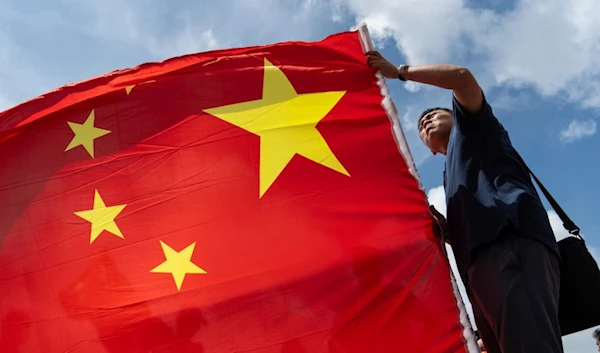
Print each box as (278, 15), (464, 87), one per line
(525, 166), (584, 244)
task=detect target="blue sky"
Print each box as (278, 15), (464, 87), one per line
(1, 0), (598, 351)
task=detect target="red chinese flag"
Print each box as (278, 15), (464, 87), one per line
(0, 28), (474, 352)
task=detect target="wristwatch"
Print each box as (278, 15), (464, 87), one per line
(398, 65), (409, 81)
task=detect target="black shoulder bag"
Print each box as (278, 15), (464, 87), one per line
(529, 170), (600, 336)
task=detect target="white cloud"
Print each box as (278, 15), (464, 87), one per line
(476, 0), (600, 96)
(400, 105), (419, 132)
(547, 210), (571, 241)
(336, 0), (600, 109)
(427, 185), (447, 217)
(403, 81), (422, 93)
(560, 119), (597, 143)
(337, 0), (486, 64)
(56, 0), (223, 59)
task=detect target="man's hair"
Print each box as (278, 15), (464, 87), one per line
(418, 107), (452, 128)
(593, 328), (600, 339)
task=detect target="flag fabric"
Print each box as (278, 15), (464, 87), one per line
(0, 27), (474, 352)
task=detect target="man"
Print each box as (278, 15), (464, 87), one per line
(594, 328), (600, 352)
(366, 51), (563, 353)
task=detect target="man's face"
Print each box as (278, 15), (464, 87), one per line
(418, 109), (454, 155)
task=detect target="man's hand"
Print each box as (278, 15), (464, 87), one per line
(429, 205), (448, 242)
(365, 51), (400, 79)
(477, 339), (487, 353)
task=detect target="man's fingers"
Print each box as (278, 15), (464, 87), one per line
(366, 59), (378, 68)
(365, 51), (382, 65)
(366, 58), (384, 67)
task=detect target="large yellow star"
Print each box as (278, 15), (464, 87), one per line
(65, 109), (111, 158)
(74, 189), (127, 244)
(150, 241), (207, 291)
(203, 58), (350, 197)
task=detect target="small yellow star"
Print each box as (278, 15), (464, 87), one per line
(204, 58), (350, 198)
(125, 85), (135, 95)
(125, 80), (156, 95)
(65, 109), (110, 158)
(74, 189), (127, 244)
(150, 241), (207, 291)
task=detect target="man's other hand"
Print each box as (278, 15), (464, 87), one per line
(478, 339), (487, 352)
(366, 51), (399, 79)
(429, 205), (448, 241)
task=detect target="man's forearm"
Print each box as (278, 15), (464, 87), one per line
(402, 64), (472, 91)
(365, 51), (483, 112)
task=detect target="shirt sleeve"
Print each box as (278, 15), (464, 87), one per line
(451, 91), (501, 134)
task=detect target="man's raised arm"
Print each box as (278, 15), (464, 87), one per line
(365, 51), (483, 114)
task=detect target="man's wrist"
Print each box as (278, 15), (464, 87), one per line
(397, 65), (410, 81)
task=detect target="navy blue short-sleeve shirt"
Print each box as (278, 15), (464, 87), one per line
(444, 93), (560, 282)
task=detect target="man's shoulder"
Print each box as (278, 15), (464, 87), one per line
(452, 92), (504, 134)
